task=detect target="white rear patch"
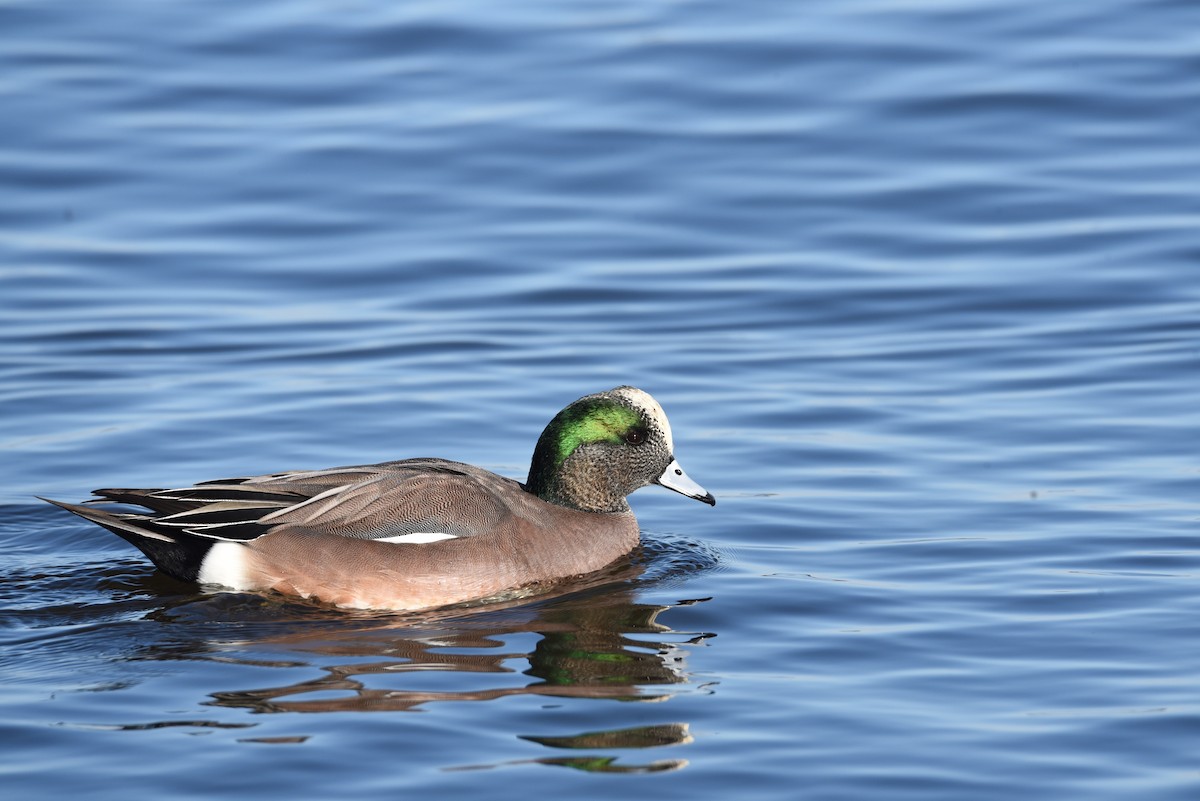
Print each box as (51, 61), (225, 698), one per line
(376, 532), (457, 544)
(197, 541), (254, 590)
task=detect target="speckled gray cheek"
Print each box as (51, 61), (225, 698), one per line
(553, 444), (634, 513)
(633, 433), (670, 476)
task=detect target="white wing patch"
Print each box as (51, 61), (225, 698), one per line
(375, 532), (457, 544)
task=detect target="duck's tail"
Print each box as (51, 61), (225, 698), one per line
(39, 497), (213, 582)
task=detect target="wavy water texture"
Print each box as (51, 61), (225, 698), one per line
(2, 0), (1199, 799)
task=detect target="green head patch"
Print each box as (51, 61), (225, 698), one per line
(547, 400), (643, 471)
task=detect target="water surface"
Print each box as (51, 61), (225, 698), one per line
(2, 0), (1199, 798)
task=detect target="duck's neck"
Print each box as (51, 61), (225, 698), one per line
(526, 452), (631, 514)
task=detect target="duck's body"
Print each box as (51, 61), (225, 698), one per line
(45, 386), (713, 611)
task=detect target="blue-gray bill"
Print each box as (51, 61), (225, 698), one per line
(656, 459), (716, 506)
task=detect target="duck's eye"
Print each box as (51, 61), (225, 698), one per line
(624, 428), (646, 445)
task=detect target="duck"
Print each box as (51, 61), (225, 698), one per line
(43, 386), (714, 611)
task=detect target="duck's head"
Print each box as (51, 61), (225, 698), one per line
(526, 386), (715, 513)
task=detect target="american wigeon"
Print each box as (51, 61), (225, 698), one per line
(44, 386), (714, 610)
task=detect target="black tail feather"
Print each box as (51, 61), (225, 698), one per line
(40, 497), (212, 583)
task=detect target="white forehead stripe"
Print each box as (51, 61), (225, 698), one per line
(611, 387), (674, 453)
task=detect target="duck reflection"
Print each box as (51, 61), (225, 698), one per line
(206, 591), (712, 713)
(188, 579), (713, 772)
(516, 722), (693, 773)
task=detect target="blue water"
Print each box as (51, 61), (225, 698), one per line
(3, 0), (1199, 797)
